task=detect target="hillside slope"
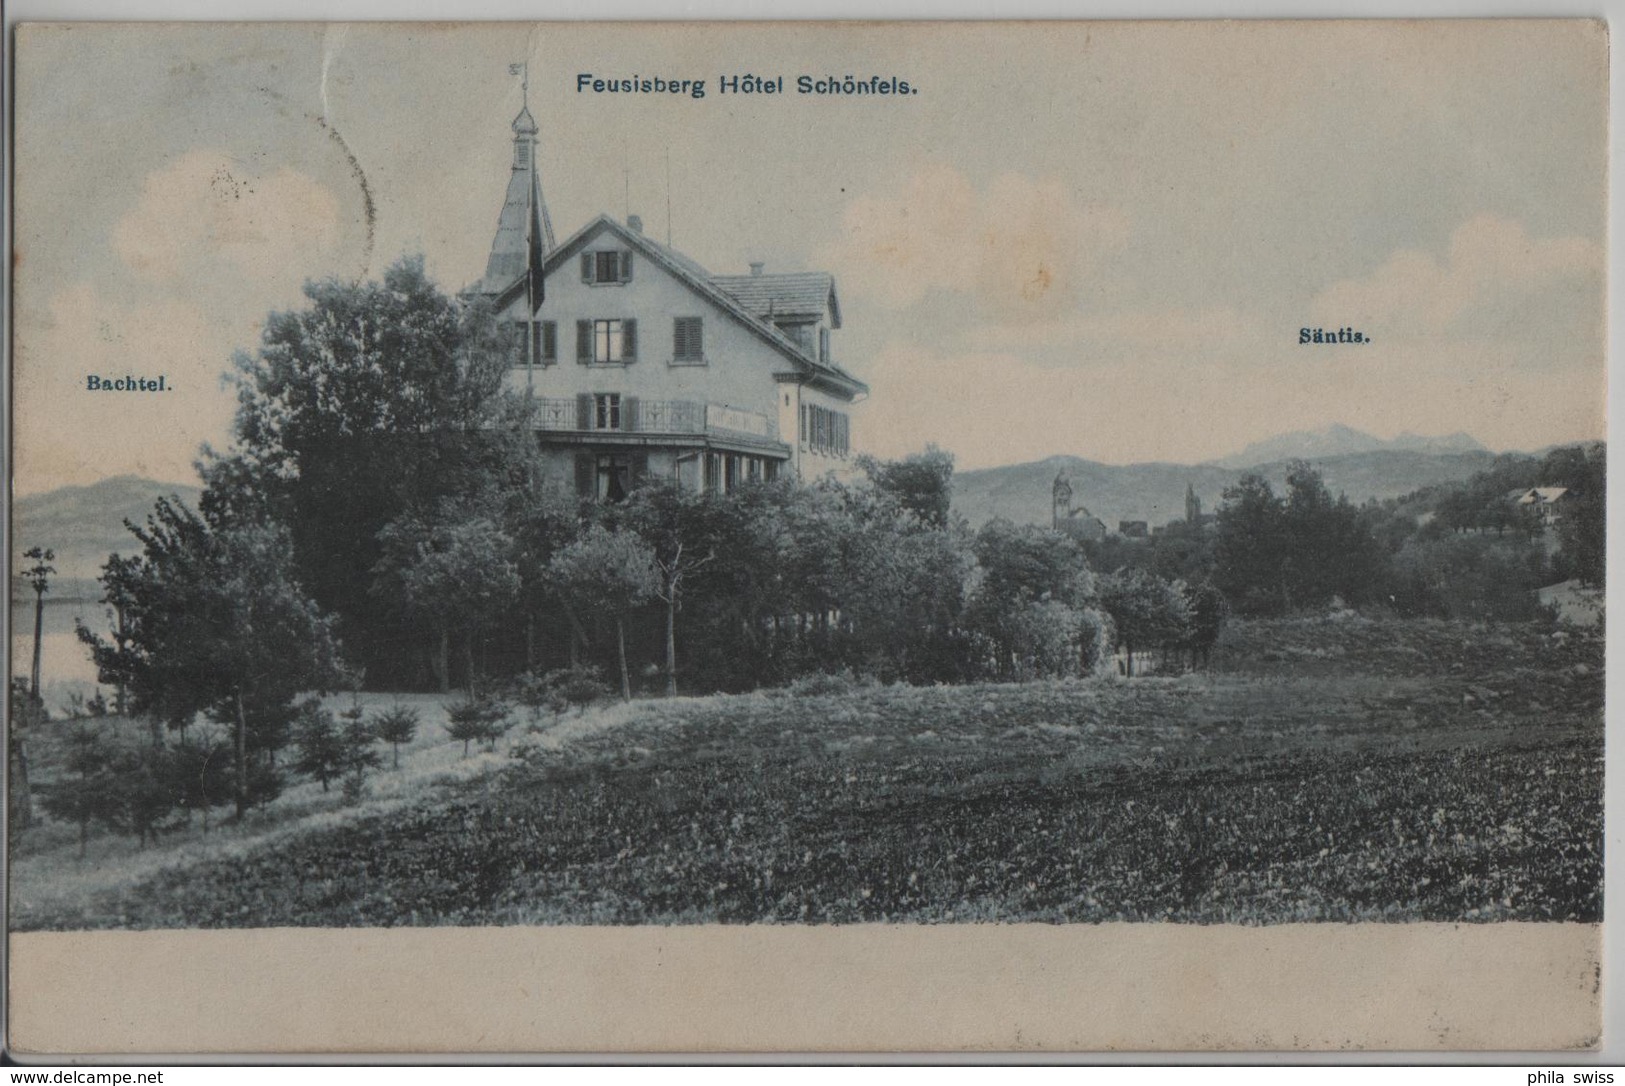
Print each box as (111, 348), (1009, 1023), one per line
(12, 475), (202, 588)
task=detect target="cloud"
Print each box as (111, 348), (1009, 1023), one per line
(112, 150), (343, 288)
(13, 284), (238, 494)
(816, 164), (1129, 323)
(1310, 215), (1602, 349)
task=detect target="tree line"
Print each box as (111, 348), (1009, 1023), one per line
(1081, 442), (1604, 622)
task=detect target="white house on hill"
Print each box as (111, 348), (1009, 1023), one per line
(465, 100), (868, 500)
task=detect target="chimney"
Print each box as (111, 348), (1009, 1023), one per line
(749, 261), (765, 277)
(627, 214), (644, 234)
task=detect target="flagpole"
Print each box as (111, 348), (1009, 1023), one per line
(519, 60), (535, 397)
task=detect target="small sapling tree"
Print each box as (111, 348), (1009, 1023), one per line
(445, 695), (511, 756)
(167, 737), (234, 835)
(339, 714), (383, 803)
(373, 706), (420, 769)
(38, 722), (117, 858)
(292, 701), (346, 793)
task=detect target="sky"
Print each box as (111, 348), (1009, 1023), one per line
(10, 20), (1607, 494)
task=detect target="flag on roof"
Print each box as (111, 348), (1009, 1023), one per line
(526, 163), (545, 313)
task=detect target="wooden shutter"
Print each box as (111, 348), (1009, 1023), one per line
(576, 320), (592, 364)
(630, 451), (648, 484)
(620, 251), (634, 282)
(541, 321), (557, 363)
(580, 253), (593, 283)
(622, 319), (637, 362)
(623, 396), (640, 433)
(574, 453), (594, 498)
(576, 393), (592, 431)
(674, 317), (702, 361)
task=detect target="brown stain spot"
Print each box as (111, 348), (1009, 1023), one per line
(1020, 263), (1053, 301)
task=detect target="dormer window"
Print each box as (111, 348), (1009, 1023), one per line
(776, 321), (813, 354)
(582, 250), (633, 285)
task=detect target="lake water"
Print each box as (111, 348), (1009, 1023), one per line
(11, 596), (110, 713)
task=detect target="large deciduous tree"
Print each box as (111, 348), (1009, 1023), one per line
(858, 445), (956, 529)
(1215, 462), (1381, 615)
(545, 525), (659, 701)
(1099, 568), (1192, 677)
(618, 483), (727, 696)
(1549, 442), (1605, 587)
(370, 508), (522, 695)
(965, 519), (1098, 678)
(199, 255), (536, 687)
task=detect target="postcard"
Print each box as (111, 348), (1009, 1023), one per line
(6, 20), (1607, 1054)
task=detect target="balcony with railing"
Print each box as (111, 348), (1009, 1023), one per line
(530, 397), (781, 445)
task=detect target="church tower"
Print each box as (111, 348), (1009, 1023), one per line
(474, 88), (556, 296)
(1185, 482), (1202, 524)
(1053, 472), (1073, 530)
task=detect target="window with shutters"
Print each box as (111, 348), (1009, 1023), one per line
(583, 319), (636, 365)
(594, 393), (621, 431)
(672, 317), (704, 365)
(803, 404), (850, 458)
(582, 249), (633, 285)
(514, 320), (556, 365)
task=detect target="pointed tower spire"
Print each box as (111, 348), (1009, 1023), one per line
(478, 64), (555, 293)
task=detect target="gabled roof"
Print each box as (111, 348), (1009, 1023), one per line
(710, 272), (841, 329)
(483, 214), (867, 398)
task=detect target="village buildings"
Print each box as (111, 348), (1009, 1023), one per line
(1050, 472), (1108, 541)
(464, 100), (867, 500)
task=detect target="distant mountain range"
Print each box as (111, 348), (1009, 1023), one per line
(951, 448), (1500, 531)
(12, 475), (202, 591)
(1210, 425), (1488, 469)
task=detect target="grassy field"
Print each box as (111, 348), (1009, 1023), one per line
(10, 616), (1603, 929)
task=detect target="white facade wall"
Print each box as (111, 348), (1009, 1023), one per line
(496, 225), (786, 430)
